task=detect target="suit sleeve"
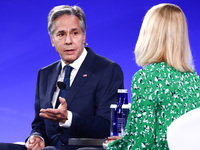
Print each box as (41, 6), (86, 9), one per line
(29, 69), (48, 143)
(68, 62), (124, 138)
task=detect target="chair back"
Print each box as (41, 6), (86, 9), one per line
(167, 107), (200, 150)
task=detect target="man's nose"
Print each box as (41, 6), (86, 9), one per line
(65, 35), (72, 45)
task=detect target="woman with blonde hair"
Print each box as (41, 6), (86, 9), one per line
(107, 3), (200, 149)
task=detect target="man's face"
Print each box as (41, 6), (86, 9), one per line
(50, 14), (86, 64)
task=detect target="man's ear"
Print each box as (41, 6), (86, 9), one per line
(83, 32), (86, 45)
(50, 36), (55, 47)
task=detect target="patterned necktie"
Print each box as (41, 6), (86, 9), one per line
(55, 65), (73, 108)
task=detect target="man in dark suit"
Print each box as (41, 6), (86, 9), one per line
(0, 5), (124, 150)
(25, 5), (124, 150)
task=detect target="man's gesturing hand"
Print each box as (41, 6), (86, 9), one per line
(39, 97), (68, 123)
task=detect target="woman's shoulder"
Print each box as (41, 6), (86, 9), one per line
(133, 62), (166, 79)
(133, 61), (200, 84)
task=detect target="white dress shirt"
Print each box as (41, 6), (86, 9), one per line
(51, 48), (87, 128)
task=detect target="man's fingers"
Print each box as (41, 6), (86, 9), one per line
(40, 141), (45, 148)
(26, 136), (38, 150)
(26, 135), (45, 150)
(31, 143), (41, 150)
(39, 112), (58, 120)
(25, 142), (35, 150)
(59, 97), (67, 106)
(40, 108), (60, 115)
(29, 137), (35, 144)
(39, 111), (63, 122)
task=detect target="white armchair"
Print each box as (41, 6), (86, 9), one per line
(167, 107), (200, 150)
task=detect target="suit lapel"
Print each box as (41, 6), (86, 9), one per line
(46, 61), (61, 108)
(66, 48), (95, 108)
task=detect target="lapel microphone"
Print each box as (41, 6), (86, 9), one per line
(57, 81), (66, 90)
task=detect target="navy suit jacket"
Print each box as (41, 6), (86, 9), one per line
(30, 47), (124, 146)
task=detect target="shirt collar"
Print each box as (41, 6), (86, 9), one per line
(60, 48), (87, 70)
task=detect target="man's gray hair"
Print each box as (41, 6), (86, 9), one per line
(48, 5), (87, 36)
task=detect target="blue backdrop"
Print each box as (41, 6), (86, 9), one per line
(0, 0), (199, 143)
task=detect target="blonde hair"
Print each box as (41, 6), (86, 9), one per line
(135, 3), (193, 72)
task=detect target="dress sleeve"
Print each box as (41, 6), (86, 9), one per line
(108, 70), (158, 149)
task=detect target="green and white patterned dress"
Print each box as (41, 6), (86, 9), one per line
(108, 62), (200, 150)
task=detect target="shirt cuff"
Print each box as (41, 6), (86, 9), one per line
(59, 110), (72, 128)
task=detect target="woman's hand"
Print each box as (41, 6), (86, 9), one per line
(105, 136), (123, 144)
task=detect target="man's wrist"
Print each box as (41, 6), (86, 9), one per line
(59, 110), (72, 128)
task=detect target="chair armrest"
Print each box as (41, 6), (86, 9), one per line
(68, 138), (105, 146)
